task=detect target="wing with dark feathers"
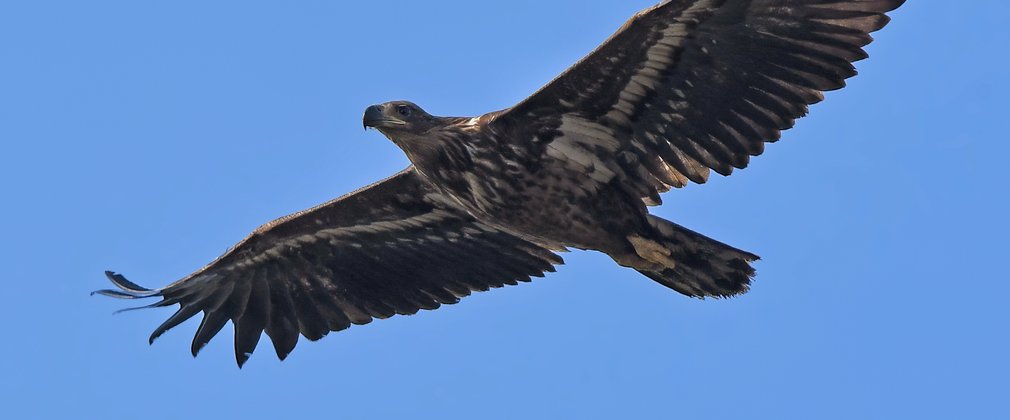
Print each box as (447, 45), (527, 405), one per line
(492, 0), (904, 205)
(96, 168), (563, 367)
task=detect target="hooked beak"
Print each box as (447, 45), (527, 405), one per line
(363, 105), (405, 130)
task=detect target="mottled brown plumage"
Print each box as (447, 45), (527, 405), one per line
(99, 0), (905, 367)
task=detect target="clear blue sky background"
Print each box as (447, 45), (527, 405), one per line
(1, 1), (1007, 419)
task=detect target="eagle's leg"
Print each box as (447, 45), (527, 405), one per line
(626, 234), (678, 269)
(609, 236), (673, 272)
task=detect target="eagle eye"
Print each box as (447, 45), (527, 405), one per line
(397, 105), (412, 118)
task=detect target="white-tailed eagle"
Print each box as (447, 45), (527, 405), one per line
(98, 0), (905, 367)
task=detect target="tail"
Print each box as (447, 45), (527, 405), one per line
(620, 215), (759, 298)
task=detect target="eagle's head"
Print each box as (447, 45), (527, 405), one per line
(362, 101), (441, 136)
(363, 100), (470, 165)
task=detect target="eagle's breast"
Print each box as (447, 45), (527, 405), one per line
(413, 122), (635, 249)
(416, 127), (523, 217)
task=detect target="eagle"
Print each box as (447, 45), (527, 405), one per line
(98, 0), (905, 367)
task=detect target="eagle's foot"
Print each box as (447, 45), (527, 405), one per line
(627, 234), (677, 270)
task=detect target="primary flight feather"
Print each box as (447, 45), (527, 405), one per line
(98, 0), (905, 367)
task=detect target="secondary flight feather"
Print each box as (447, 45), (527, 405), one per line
(98, 0), (906, 367)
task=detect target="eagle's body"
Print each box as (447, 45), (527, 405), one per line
(99, 0), (906, 367)
(405, 115), (650, 254)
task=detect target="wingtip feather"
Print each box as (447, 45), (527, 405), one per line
(96, 271), (159, 299)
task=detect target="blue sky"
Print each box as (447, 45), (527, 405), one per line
(2, 1), (1007, 419)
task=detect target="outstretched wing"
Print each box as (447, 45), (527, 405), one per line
(97, 168), (563, 367)
(492, 0), (904, 204)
